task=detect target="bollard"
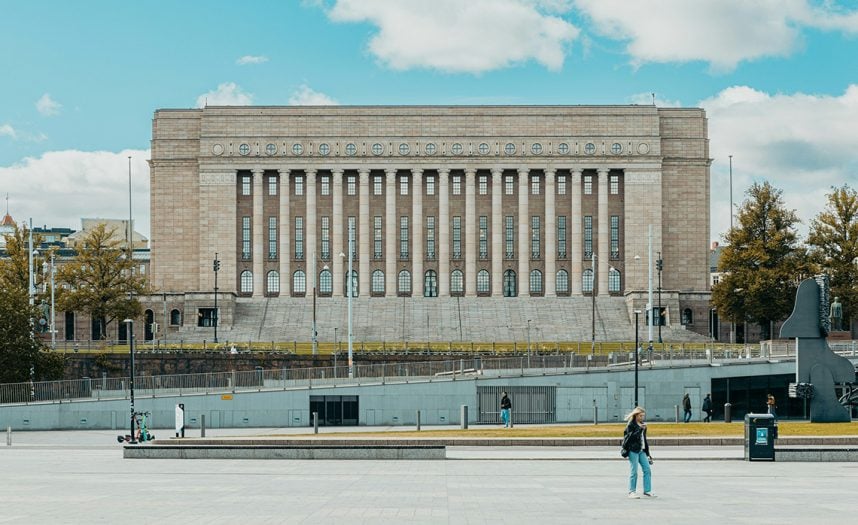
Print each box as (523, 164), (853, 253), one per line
(200, 414), (206, 438)
(724, 403), (732, 423)
(593, 402), (599, 425)
(460, 405), (468, 430)
(6, 426), (10, 446)
(675, 405), (680, 423)
(509, 410), (514, 429)
(416, 410), (421, 432)
(313, 412), (319, 434)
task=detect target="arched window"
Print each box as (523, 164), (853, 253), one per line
(451, 269), (464, 295)
(683, 308), (693, 325)
(582, 268), (594, 293)
(371, 270), (385, 295)
(556, 270), (569, 294)
(608, 267), (621, 293)
(398, 270), (412, 295)
(170, 309), (181, 326)
(267, 270), (280, 294)
(319, 269), (332, 295)
(292, 270), (306, 294)
(529, 269), (543, 294)
(424, 270), (438, 297)
(344, 270), (359, 297)
(503, 270), (517, 297)
(240, 270), (253, 293)
(477, 269), (490, 294)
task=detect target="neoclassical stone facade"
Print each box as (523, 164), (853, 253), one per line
(150, 105), (710, 309)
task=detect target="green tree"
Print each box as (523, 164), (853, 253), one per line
(56, 223), (148, 340)
(0, 224), (43, 292)
(712, 181), (810, 340)
(806, 184), (858, 329)
(0, 284), (64, 385)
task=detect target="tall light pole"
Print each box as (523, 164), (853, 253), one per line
(656, 251), (663, 344)
(44, 252), (56, 349)
(647, 225), (654, 345)
(634, 310), (641, 407)
(526, 319), (532, 359)
(341, 223), (354, 378)
(591, 252), (597, 355)
(213, 253), (220, 343)
(123, 318), (137, 444)
(728, 155), (733, 233)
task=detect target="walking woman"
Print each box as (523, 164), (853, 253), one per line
(623, 407), (655, 498)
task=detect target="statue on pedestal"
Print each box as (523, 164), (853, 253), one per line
(830, 296), (843, 332)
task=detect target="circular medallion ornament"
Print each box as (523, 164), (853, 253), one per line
(611, 143), (623, 155)
(372, 143), (384, 155)
(451, 143), (463, 155)
(425, 143), (437, 155)
(557, 143), (569, 155)
(238, 143), (250, 156)
(584, 142), (596, 155)
(399, 143), (410, 155)
(504, 142), (516, 155)
(318, 143), (330, 156)
(638, 142), (650, 155)
(478, 142), (490, 155)
(292, 143), (304, 155)
(212, 143), (224, 156)
(345, 143), (357, 156)
(265, 143), (277, 156)
(531, 143), (543, 155)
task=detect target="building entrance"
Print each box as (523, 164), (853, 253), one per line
(309, 395), (359, 426)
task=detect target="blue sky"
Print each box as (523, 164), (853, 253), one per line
(2, 0), (857, 241)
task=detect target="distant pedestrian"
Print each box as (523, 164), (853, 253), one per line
(682, 393), (692, 423)
(623, 407), (655, 498)
(767, 394), (777, 419)
(500, 391), (512, 428)
(702, 393), (713, 423)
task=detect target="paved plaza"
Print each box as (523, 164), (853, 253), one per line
(2, 429), (855, 524)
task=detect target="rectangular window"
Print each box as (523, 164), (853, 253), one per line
(610, 175), (619, 195)
(584, 175), (592, 195)
(531, 175), (540, 195)
(584, 215), (592, 258)
(295, 176), (304, 196)
(374, 216), (383, 259)
(242, 216), (251, 260)
(321, 216), (330, 260)
(321, 175), (330, 196)
(242, 176), (251, 196)
(557, 175), (566, 195)
(426, 176), (435, 196)
(557, 216), (567, 258)
(400, 176), (408, 196)
(347, 216), (356, 257)
(294, 216), (304, 260)
(505, 216), (514, 258)
(505, 175), (514, 195)
(452, 175), (462, 196)
(531, 216), (541, 259)
(452, 216), (462, 258)
(374, 176), (382, 196)
(400, 216), (409, 259)
(268, 175), (277, 196)
(479, 175), (488, 195)
(426, 216), (436, 259)
(347, 176), (356, 196)
(268, 216), (277, 260)
(479, 216), (488, 259)
(611, 215), (620, 259)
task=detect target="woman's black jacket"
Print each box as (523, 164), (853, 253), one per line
(623, 420), (650, 456)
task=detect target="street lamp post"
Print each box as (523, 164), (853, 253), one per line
(634, 310), (641, 408)
(123, 318), (137, 444)
(526, 319), (532, 366)
(591, 252), (597, 355)
(213, 253), (220, 343)
(656, 251), (663, 344)
(47, 252), (56, 349)
(341, 223), (355, 378)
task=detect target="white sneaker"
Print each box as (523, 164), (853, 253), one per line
(628, 492), (640, 499)
(643, 492), (657, 498)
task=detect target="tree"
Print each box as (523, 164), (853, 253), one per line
(0, 284), (64, 385)
(56, 223), (149, 340)
(806, 184), (858, 330)
(0, 224), (42, 292)
(712, 181), (810, 340)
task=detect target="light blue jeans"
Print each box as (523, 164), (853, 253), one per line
(500, 408), (510, 427)
(628, 451), (652, 493)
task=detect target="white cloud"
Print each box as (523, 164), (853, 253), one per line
(0, 149), (152, 239)
(288, 85), (338, 105)
(35, 93), (62, 116)
(702, 84), (858, 241)
(236, 55), (269, 65)
(195, 82), (254, 108)
(574, 0), (858, 70)
(325, 0), (580, 73)
(0, 124), (17, 139)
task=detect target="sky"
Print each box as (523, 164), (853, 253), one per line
(2, 0), (857, 242)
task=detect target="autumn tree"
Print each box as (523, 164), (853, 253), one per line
(56, 223), (148, 340)
(806, 184), (858, 330)
(712, 181), (810, 340)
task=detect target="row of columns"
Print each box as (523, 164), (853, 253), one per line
(249, 167), (612, 298)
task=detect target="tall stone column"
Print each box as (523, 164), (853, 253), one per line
(252, 168), (264, 297)
(464, 168), (477, 297)
(332, 169), (343, 297)
(306, 169), (317, 294)
(598, 168), (610, 296)
(570, 169), (582, 295)
(491, 168), (503, 296)
(411, 168), (423, 296)
(518, 168), (529, 296)
(359, 169), (370, 297)
(545, 168), (556, 296)
(278, 169), (291, 295)
(385, 168), (397, 296)
(438, 168), (450, 297)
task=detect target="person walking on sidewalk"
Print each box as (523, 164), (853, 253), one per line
(623, 407), (655, 499)
(682, 393), (692, 423)
(500, 391), (512, 428)
(767, 394), (777, 420)
(702, 393), (713, 423)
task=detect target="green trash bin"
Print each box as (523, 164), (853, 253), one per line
(744, 413), (776, 461)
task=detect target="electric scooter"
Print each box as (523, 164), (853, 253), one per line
(117, 411), (155, 443)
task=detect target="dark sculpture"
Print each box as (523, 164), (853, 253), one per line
(780, 276), (854, 422)
(830, 296), (843, 331)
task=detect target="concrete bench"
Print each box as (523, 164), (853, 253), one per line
(124, 444), (446, 460)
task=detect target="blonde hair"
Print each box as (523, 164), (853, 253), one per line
(625, 407), (646, 423)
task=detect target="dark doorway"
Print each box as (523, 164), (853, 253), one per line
(144, 310), (154, 341)
(309, 395), (359, 426)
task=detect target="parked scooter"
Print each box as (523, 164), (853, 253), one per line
(117, 411), (155, 443)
